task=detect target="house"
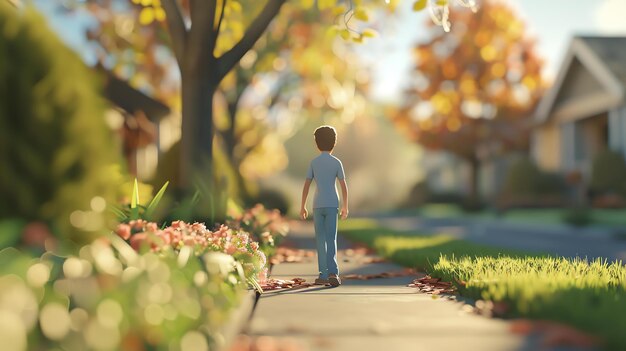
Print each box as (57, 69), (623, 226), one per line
(99, 68), (173, 180)
(532, 36), (626, 179)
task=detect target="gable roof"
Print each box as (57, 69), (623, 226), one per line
(97, 67), (171, 122)
(581, 36), (626, 86)
(535, 36), (626, 124)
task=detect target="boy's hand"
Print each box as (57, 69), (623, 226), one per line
(300, 208), (308, 220)
(340, 207), (349, 220)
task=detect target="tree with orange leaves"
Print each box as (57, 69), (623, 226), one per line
(394, 0), (543, 207)
(57, 0), (474, 198)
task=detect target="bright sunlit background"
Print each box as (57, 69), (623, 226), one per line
(30, 0), (626, 214)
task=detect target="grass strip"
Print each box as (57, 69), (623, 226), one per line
(339, 219), (626, 350)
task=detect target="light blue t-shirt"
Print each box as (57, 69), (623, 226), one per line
(306, 152), (345, 209)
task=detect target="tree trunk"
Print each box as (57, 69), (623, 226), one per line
(466, 156), (482, 211)
(224, 100), (238, 160)
(179, 64), (216, 193)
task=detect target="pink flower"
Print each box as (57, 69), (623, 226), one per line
(146, 222), (158, 232)
(258, 268), (268, 284)
(115, 224), (132, 240)
(130, 233), (148, 251)
(250, 242), (259, 251)
(171, 220), (183, 229)
(22, 222), (53, 248)
(225, 244), (237, 255)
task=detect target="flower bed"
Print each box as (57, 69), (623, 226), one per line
(115, 219), (269, 286)
(0, 203), (290, 350)
(0, 237), (245, 351)
(227, 204), (289, 259)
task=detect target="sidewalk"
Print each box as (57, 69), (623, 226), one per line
(244, 221), (537, 351)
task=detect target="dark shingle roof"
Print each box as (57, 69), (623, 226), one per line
(578, 36), (626, 88)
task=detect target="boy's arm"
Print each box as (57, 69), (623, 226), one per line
(300, 179), (312, 220)
(339, 179), (349, 220)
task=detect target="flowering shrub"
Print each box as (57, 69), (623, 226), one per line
(227, 204), (289, 257)
(115, 220), (268, 283)
(0, 237), (245, 351)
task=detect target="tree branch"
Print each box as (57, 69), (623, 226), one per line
(216, 0), (286, 82)
(214, 0), (227, 39)
(161, 0), (188, 64)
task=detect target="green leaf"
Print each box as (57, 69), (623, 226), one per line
(109, 206), (128, 221)
(130, 178), (139, 220)
(247, 276), (264, 294)
(413, 0), (428, 11)
(144, 181), (169, 220)
(0, 219), (25, 250)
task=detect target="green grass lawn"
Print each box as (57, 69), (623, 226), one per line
(340, 219), (626, 350)
(400, 204), (626, 228)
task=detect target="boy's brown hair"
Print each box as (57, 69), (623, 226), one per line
(314, 125), (337, 151)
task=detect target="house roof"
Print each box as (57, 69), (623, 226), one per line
(535, 36), (626, 124)
(99, 68), (171, 122)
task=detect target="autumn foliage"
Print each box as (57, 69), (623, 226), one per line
(394, 0), (543, 203)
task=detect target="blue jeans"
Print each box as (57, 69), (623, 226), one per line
(313, 207), (339, 278)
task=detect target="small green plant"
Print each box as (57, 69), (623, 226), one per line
(112, 179), (169, 223)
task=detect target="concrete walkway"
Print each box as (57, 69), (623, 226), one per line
(245, 221), (541, 351)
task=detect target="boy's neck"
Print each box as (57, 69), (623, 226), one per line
(320, 151), (332, 155)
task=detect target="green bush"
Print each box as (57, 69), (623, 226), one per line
(0, 4), (119, 250)
(500, 157), (564, 207)
(401, 181), (430, 208)
(590, 150), (626, 196)
(562, 207), (593, 227)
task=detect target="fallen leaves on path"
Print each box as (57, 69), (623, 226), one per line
(473, 299), (510, 317)
(230, 335), (306, 351)
(407, 275), (457, 295)
(343, 269), (416, 280)
(270, 244), (384, 266)
(259, 277), (313, 291)
(341, 246), (376, 256)
(510, 319), (601, 349)
(269, 247), (316, 265)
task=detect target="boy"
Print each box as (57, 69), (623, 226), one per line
(300, 125), (349, 287)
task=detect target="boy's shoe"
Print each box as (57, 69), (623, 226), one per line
(314, 278), (329, 285)
(328, 275), (341, 287)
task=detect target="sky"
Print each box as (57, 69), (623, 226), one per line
(36, 0), (626, 103)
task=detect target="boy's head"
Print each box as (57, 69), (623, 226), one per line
(314, 125), (337, 151)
